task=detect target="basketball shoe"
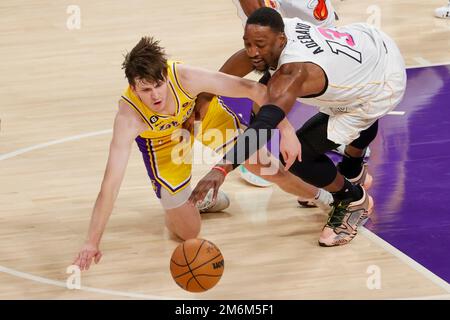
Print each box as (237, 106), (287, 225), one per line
(238, 165), (273, 187)
(319, 187), (374, 247)
(339, 162), (373, 190)
(435, 2), (450, 19)
(197, 189), (230, 213)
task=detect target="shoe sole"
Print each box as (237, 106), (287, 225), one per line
(297, 200), (317, 208)
(318, 230), (357, 247)
(239, 165), (274, 188)
(357, 195), (374, 226)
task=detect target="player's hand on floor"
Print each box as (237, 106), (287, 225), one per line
(73, 242), (102, 271)
(189, 169), (226, 207)
(280, 127), (302, 170)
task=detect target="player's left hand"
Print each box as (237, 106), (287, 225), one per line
(189, 169), (226, 206)
(280, 126), (302, 170)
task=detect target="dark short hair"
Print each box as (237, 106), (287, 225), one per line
(246, 7), (284, 33)
(122, 36), (167, 87)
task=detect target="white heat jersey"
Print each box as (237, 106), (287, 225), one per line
(232, 0), (335, 28)
(277, 18), (390, 110)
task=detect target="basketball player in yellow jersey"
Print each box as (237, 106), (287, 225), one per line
(74, 37), (336, 270)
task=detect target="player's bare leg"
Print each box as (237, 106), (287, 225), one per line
(163, 188), (230, 241)
(243, 149), (333, 212)
(165, 202), (202, 241)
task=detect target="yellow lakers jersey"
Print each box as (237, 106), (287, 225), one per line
(120, 61), (195, 139)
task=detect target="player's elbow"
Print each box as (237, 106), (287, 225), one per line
(251, 82), (268, 106)
(267, 86), (285, 105)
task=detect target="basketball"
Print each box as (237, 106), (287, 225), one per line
(170, 238), (224, 292)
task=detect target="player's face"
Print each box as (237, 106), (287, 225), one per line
(243, 24), (286, 71)
(132, 78), (169, 113)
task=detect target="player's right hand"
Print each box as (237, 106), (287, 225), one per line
(73, 242), (102, 271)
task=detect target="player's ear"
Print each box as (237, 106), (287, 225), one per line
(278, 32), (287, 48)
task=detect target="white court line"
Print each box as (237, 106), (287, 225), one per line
(387, 111), (405, 116)
(413, 57), (432, 66)
(0, 129), (182, 300)
(360, 227), (450, 294)
(407, 61), (450, 69)
(0, 265), (181, 300)
(0, 129), (112, 161)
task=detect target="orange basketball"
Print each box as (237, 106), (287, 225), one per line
(170, 238), (224, 292)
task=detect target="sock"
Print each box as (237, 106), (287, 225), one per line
(313, 189), (334, 212)
(332, 179), (363, 203)
(337, 152), (365, 179)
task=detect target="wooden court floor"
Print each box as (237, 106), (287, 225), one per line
(1, 0), (450, 299)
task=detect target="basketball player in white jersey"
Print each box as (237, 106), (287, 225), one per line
(190, 8), (407, 247)
(435, 1), (450, 18)
(231, 1), (371, 198)
(232, 0), (336, 27)
(230, 1), (338, 191)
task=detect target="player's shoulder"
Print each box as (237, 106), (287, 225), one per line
(117, 98), (145, 125)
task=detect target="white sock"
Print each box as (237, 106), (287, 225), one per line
(313, 189), (334, 212)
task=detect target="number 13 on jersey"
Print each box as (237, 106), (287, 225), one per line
(318, 28), (362, 63)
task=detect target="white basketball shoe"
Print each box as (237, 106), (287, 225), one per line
(196, 189), (230, 213)
(435, 2), (450, 18)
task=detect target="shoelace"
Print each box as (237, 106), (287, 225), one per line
(326, 201), (350, 228)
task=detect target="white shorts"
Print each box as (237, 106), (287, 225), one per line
(320, 31), (407, 145)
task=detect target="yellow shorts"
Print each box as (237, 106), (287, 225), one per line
(135, 97), (242, 202)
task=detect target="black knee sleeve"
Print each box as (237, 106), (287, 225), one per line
(296, 112), (339, 154)
(286, 139), (338, 188)
(281, 113), (339, 188)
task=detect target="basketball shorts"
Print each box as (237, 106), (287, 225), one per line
(319, 30), (407, 145)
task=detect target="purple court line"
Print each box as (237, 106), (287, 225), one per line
(221, 64), (450, 285)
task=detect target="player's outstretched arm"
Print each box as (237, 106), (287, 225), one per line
(188, 63), (308, 205)
(239, 0), (266, 17)
(73, 102), (143, 271)
(192, 49), (255, 121)
(176, 64), (267, 107)
(219, 48), (255, 77)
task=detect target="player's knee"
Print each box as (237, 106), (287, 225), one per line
(176, 226), (200, 241)
(165, 208), (201, 241)
(167, 219), (201, 241)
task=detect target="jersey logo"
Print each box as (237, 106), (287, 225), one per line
(182, 102), (190, 109)
(311, 0), (329, 21)
(150, 116), (159, 124)
(158, 121), (180, 131)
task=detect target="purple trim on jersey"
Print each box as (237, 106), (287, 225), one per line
(135, 136), (162, 198)
(135, 136), (191, 198)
